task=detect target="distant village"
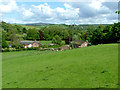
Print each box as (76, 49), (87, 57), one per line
(2, 21), (120, 52)
(18, 40), (90, 51)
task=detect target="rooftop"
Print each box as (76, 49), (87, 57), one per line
(20, 41), (40, 45)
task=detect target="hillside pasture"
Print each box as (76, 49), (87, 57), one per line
(2, 44), (118, 88)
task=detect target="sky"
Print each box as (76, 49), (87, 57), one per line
(0, 0), (119, 24)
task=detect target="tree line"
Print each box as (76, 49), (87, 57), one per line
(1, 21), (120, 48)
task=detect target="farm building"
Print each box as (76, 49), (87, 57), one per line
(59, 45), (70, 51)
(20, 40), (40, 48)
(70, 40), (89, 48)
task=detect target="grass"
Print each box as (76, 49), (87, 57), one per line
(2, 44), (118, 88)
(20, 25), (41, 30)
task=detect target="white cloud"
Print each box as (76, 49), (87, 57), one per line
(0, 0), (18, 13)
(21, 3), (79, 23)
(90, 0), (102, 9)
(64, 3), (72, 9)
(20, 3), (80, 24)
(2, 17), (25, 24)
(0, 0), (19, 21)
(55, 6), (79, 20)
(22, 8), (34, 17)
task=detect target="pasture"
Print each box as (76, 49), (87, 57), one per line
(2, 44), (118, 88)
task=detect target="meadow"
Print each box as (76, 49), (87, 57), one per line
(2, 44), (118, 88)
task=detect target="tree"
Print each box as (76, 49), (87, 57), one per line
(65, 36), (72, 44)
(9, 33), (20, 45)
(6, 25), (18, 40)
(52, 35), (62, 45)
(88, 23), (120, 44)
(115, 11), (120, 14)
(63, 30), (69, 40)
(2, 31), (9, 48)
(73, 34), (79, 40)
(14, 25), (23, 34)
(39, 30), (44, 40)
(27, 28), (39, 40)
(23, 27), (27, 33)
(83, 33), (88, 40)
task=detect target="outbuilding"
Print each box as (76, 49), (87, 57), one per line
(21, 40), (40, 48)
(70, 40), (89, 48)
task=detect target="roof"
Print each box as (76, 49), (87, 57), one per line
(71, 40), (87, 45)
(21, 41), (40, 45)
(59, 45), (69, 49)
(60, 45), (68, 48)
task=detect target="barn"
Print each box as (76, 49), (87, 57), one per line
(59, 45), (70, 51)
(70, 40), (89, 48)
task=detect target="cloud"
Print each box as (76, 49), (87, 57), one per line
(0, 0), (18, 13)
(0, 0), (19, 21)
(22, 8), (34, 17)
(0, 0), (118, 24)
(64, 1), (118, 24)
(2, 17), (25, 24)
(68, 1), (111, 18)
(102, 2), (118, 10)
(20, 3), (80, 24)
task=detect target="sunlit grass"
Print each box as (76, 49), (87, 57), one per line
(2, 44), (118, 88)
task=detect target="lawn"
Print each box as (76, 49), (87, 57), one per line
(2, 44), (118, 88)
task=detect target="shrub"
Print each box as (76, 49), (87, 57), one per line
(41, 45), (49, 48)
(4, 49), (10, 52)
(52, 35), (62, 45)
(12, 45), (17, 48)
(27, 47), (39, 50)
(60, 41), (65, 46)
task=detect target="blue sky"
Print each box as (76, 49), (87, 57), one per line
(0, 0), (119, 24)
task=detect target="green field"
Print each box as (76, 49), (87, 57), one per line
(2, 44), (118, 88)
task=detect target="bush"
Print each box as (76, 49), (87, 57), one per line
(52, 35), (62, 45)
(60, 41), (65, 46)
(2, 41), (9, 48)
(41, 45), (49, 48)
(2, 48), (16, 52)
(2, 48), (10, 52)
(12, 45), (17, 48)
(2, 46), (40, 52)
(49, 45), (60, 49)
(27, 47), (39, 50)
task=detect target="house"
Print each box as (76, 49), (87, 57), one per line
(21, 40), (40, 48)
(25, 44), (29, 48)
(70, 40), (89, 48)
(59, 45), (70, 51)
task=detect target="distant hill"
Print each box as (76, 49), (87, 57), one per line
(25, 23), (53, 26)
(24, 23), (112, 26)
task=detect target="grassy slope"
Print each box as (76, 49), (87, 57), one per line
(2, 44), (118, 88)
